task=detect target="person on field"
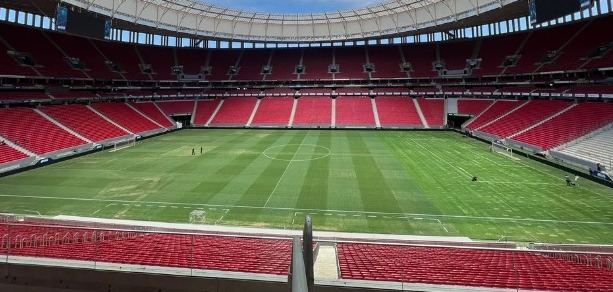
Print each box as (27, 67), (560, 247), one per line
(565, 175), (572, 186)
(192, 148), (195, 155)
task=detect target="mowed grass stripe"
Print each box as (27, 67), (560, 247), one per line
(347, 132), (415, 234)
(348, 132), (402, 213)
(295, 131), (331, 211)
(382, 133), (446, 215)
(263, 131), (320, 209)
(234, 130), (309, 207)
(189, 130), (288, 204)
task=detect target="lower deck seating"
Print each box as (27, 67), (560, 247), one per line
(90, 103), (161, 134)
(192, 99), (222, 125)
(457, 99), (494, 116)
(416, 98), (445, 126)
(0, 108), (86, 154)
(0, 144), (28, 164)
(209, 98), (257, 125)
(251, 97), (294, 125)
(375, 97), (423, 127)
(335, 97), (375, 126)
(465, 100), (526, 130)
(478, 100), (571, 138)
(7, 231), (291, 275)
(40, 105), (129, 142)
(130, 102), (175, 128)
(557, 128), (613, 166)
(292, 97), (332, 126)
(338, 243), (613, 291)
(512, 102), (613, 150)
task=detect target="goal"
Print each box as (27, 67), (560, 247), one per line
(189, 210), (206, 224)
(490, 141), (514, 159)
(109, 137), (136, 152)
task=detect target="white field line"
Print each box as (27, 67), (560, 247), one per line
(410, 139), (472, 178)
(1, 194), (611, 225)
(507, 154), (613, 201)
(215, 209), (230, 225)
(263, 131), (309, 207)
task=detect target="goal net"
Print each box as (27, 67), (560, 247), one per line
(189, 210), (206, 224)
(490, 141), (514, 159)
(109, 137), (136, 152)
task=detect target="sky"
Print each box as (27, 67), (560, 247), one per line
(201, 0), (382, 14)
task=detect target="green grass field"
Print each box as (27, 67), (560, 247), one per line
(0, 129), (612, 244)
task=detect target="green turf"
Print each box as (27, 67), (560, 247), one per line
(0, 129), (612, 244)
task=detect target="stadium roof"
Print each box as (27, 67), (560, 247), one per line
(6, 0), (529, 43)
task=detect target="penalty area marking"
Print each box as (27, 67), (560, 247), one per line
(262, 144), (331, 162)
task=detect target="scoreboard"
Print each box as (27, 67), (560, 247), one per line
(529, 0), (594, 24)
(56, 7), (111, 39)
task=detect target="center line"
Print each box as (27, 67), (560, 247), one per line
(263, 131), (310, 207)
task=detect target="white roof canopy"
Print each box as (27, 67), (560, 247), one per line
(61, 0), (521, 42)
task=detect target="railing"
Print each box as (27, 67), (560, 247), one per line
(539, 252), (613, 270)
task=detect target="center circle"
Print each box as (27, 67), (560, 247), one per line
(263, 144), (331, 162)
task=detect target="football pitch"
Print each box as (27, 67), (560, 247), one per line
(0, 129), (612, 244)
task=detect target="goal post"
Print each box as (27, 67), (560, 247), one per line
(109, 137), (136, 152)
(490, 141), (514, 159)
(189, 210), (206, 224)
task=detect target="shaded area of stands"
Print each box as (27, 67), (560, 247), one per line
(156, 100), (195, 116)
(1, 16), (612, 81)
(368, 46), (406, 79)
(0, 91), (48, 101)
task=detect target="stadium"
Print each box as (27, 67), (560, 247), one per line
(0, 0), (612, 291)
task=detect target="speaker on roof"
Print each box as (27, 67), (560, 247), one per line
(201, 66), (211, 75)
(295, 65), (305, 74)
(172, 66), (183, 75)
(364, 63), (375, 72)
(261, 65), (272, 74)
(105, 61), (122, 73)
(228, 66), (239, 75)
(400, 63), (412, 72)
(328, 64), (339, 73)
(140, 64), (153, 74)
